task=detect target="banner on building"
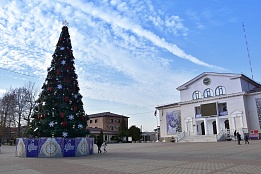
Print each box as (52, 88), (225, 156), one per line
(166, 110), (181, 135)
(255, 98), (261, 129)
(250, 130), (259, 140)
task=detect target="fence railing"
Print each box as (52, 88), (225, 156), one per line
(175, 131), (185, 142)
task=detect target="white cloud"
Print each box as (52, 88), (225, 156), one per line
(0, 0), (224, 110)
(0, 89), (6, 96)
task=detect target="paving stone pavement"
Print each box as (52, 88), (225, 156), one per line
(1, 140), (261, 174)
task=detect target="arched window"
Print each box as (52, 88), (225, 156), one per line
(203, 88), (214, 98)
(192, 91), (202, 100)
(215, 86), (226, 96)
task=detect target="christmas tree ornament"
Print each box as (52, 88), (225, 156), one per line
(62, 132), (68, 137)
(68, 114), (74, 120)
(78, 124), (83, 129)
(60, 112), (65, 118)
(57, 70), (61, 75)
(64, 96), (69, 102)
(49, 121), (55, 127)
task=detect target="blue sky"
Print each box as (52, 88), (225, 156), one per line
(0, 0), (260, 132)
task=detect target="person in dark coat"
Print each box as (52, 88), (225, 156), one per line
(244, 134), (249, 144)
(234, 130), (237, 141)
(97, 139), (103, 153)
(236, 132), (241, 145)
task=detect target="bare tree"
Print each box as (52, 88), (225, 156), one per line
(0, 89), (16, 142)
(0, 82), (38, 140)
(13, 82), (38, 137)
(22, 82), (38, 127)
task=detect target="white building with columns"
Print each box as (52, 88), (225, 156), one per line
(156, 72), (261, 141)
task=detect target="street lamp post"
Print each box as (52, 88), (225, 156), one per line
(155, 110), (159, 142)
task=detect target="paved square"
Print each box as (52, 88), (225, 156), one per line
(1, 140), (261, 173)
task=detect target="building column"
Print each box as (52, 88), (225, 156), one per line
(216, 117), (220, 134)
(190, 120), (194, 133)
(232, 117), (236, 130)
(240, 114), (244, 128)
(185, 121), (188, 132)
(204, 118), (209, 135)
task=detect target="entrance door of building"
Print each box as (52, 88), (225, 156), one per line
(201, 122), (205, 135)
(224, 120), (230, 129)
(212, 121), (217, 134)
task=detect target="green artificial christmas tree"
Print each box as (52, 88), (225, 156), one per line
(28, 24), (89, 138)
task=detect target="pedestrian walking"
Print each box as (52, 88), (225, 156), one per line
(97, 139), (103, 153)
(103, 141), (107, 153)
(244, 134), (249, 144)
(236, 132), (241, 145)
(234, 130), (237, 141)
(0, 138), (1, 153)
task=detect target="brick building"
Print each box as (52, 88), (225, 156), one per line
(87, 112), (129, 142)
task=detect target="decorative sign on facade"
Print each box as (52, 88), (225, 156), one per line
(250, 130), (259, 140)
(166, 110), (181, 135)
(255, 98), (261, 129)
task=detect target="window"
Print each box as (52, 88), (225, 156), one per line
(203, 88), (214, 98)
(192, 91), (202, 100)
(95, 119), (98, 123)
(90, 120), (93, 124)
(215, 86), (226, 96)
(218, 103), (228, 116)
(195, 106), (201, 118)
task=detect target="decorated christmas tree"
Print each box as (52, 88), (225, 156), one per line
(28, 23), (89, 138)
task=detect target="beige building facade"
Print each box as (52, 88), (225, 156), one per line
(88, 112), (129, 142)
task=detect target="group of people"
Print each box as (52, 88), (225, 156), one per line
(96, 139), (107, 153)
(234, 130), (249, 145)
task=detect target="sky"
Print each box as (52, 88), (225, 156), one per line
(0, 0), (260, 132)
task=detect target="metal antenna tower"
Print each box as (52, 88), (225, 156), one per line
(242, 22), (254, 80)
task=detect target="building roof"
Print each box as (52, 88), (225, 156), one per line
(155, 102), (180, 110)
(156, 72), (261, 110)
(176, 72), (261, 91)
(248, 87), (261, 94)
(88, 112), (129, 118)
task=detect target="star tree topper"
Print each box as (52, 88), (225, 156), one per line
(62, 20), (69, 26)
